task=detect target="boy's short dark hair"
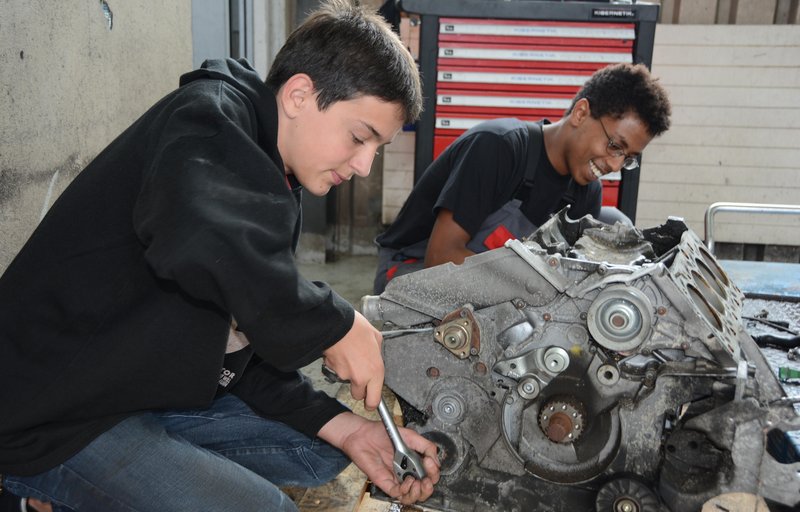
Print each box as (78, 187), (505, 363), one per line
(568, 63), (671, 137)
(266, 0), (422, 125)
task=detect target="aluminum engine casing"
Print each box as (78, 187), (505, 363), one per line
(362, 211), (800, 512)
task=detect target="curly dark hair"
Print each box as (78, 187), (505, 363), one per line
(567, 63), (671, 137)
(265, 0), (422, 124)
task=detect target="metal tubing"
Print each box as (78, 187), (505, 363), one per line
(703, 202), (800, 254)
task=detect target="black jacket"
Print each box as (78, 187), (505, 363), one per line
(0, 59), (353, 476)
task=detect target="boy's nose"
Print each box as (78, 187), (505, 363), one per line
(350, 146), (377, 178)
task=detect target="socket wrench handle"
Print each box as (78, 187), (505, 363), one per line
(377, 398), (427, 482)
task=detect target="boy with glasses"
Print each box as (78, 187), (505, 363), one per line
(374, 62), (671, 294)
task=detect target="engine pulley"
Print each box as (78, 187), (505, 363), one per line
(587, 286), (653, 352)
(595, 478), (660, 512)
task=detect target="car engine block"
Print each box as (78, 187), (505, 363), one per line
(361, 210), (800, 512)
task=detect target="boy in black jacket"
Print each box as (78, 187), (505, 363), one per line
(0, 1), (439, 510)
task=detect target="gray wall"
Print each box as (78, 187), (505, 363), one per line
(0, 0), (192, 273)
(639, 24), (800, 248)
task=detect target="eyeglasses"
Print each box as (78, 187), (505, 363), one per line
(597, 117), (639, 171)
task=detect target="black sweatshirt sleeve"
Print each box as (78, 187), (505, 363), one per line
(132, 81), (354, 372)
(231, 355), (348, 437)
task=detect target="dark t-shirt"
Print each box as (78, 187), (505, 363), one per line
(376, 118), (602, 251)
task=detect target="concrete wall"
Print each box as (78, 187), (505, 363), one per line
(0, 1), (192, 273)
(639, 24), (800, 246)
(381, 14), (420, 226)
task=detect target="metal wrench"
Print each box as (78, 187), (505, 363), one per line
(321, 364), (427, 482)
(376, 396), (427, 482)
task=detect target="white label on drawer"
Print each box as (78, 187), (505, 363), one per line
(440, 23), (635, 40)
(437, 95), (572, 109)
(439, 47), (632, 63)
(438, 70), (589, 86)
(436, 117), (483, 130)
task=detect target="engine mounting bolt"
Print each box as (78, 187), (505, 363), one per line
(474, 362), (487, 375)
(470, 347), (478, 356)
(426, 367), (440, 379)
(580, 312), (588, 320)
(657, 306), (667, 316)
(548, 257), (559, 267)
(597, 265), (607, 275)
(506, 396), (514, 404)
(543, 313), (552, 321)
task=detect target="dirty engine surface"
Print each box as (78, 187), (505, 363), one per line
(362, 210), (800, 512)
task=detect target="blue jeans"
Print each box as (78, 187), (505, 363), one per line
(3, 394), (350, 512)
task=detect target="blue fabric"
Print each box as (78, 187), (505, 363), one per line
(3, 394), (350, 512)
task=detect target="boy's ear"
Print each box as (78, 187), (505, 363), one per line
(568, 97), (591, 127)
(278, 73), (315, 119)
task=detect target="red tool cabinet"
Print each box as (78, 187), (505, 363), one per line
(398, 0), (660, 222)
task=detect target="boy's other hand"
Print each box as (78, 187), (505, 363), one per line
(319, 412), (441, 505)
(323, 311), (384, 410)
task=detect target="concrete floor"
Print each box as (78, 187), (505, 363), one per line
(296, 254), (379, 395)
